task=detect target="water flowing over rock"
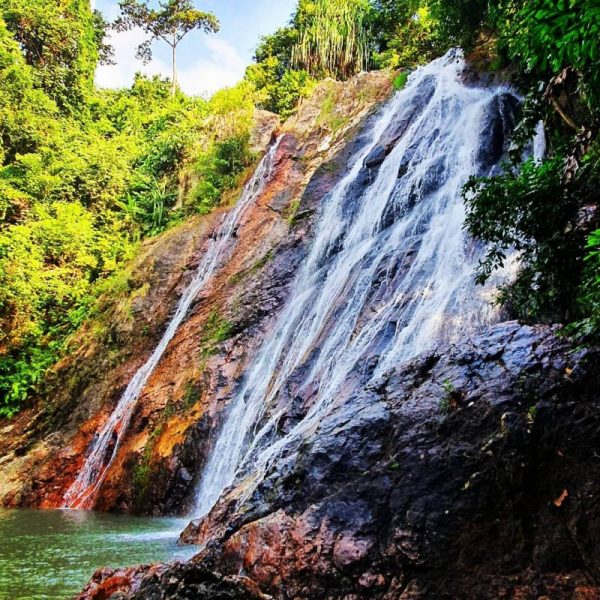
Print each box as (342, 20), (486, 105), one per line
(0, 69), (391, 511)
(2, 47), (599, 600)
(88, 322), (600, 599)
(192, 49), (518, 520)
(62, 137), (284, 510)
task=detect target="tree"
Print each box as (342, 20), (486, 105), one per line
(245, 28), (314, 117)
(291, 0), (373, 79)
(370, 1), (440, 69)
(0, 0), (111, 113)
(114, 0), (219, 96)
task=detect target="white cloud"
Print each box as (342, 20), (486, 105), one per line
(177, 37), (247, 96)
(95, 29), (246, 96)
(95, 27), (170, 89)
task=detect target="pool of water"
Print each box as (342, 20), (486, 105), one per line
(0, 508), (197, 599)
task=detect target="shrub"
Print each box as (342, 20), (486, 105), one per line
(464, 157), (587, 322)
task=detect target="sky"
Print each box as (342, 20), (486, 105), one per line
(93, 0), (297, 96)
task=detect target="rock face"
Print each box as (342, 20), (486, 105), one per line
(3, 59), (600, 600)
(101, 322), (600, 599)
(0, 71), (392, 512)
(77, 563), (269, 600)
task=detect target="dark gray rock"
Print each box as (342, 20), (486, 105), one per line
(364, 145), (387, 169)
(176, 322), (600, 599)
(124, 564), (267, 600)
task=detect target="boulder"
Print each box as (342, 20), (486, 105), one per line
(87, 322), (600, 599)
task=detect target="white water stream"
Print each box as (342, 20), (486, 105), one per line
(193, 51), (530, 516)
(62, 138), (282, 509)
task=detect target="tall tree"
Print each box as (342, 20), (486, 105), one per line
(291, 0), (373, 79)
(0, 0), (111, 112)
(114, 0), (219, 96)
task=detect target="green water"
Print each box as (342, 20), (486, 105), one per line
(0, 508), (197, 600)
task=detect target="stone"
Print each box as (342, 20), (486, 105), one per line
(87, 322), (600, 599)
(363, 145), (387, 169)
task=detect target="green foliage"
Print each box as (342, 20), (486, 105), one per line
(0, 201), (135, 416)
(0, 17), (59, 166)
(245, 0), (374, 118)
(192, 134), (254, 215)
(132, 423), (163, 509)
(570, 229), (600, 339)
(316, 84), (350, 133)
(292, 0), (373, 79)
(245, 27), (314, 118)
(392, 71), (409, 90)
(199, 308), (233, 362)
(465, 157), (587, 322)
(0, 345), (58, 417)
(284, 199), (302, 225)
(0, 1), (257, 416)
(427, 0), (488, 49)
(439, 379), (454, 414)
(0, 0), (110, 113)
(371, 2), (440, 68)
(246, 27), (314, 118)
(182, 381), (199, 409)
(439, 395), (451, 414)
(500, 0), (600, 109)
(247, 61), (314, 118)
(439, 378), (461, 414)
(460, 0), (600, 332)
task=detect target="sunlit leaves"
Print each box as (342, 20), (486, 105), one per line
(464, 156), (586, 322)
(292, 0), (373, 79)
(504, 0), (600, 108)
(0, 0), (109, 113)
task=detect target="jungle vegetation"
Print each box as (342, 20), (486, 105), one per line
(0, 0), (598, 416)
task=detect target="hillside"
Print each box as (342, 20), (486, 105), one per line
(0, 1), (599, 599)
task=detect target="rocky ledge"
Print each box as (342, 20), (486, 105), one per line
(82, 321), (600, 599)
(0, 71), (392, 512)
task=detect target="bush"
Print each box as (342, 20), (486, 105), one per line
(464, 157), (587, 322)
(0, 8), (257, 416)
(193, 134), (254, 215)
(291, 0), (373, 79)
(570, 230), (600, 339)
(371, 2), (440, 69)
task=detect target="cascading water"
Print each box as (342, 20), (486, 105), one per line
(62, 137), (282, 510)
(193, 50), (528, 517)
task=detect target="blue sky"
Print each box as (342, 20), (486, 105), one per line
(93, 0), (297, 95)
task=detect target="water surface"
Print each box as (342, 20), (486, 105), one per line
(0, 509), (195, 600)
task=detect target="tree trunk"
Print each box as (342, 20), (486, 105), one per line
(171, 43), (177, 97)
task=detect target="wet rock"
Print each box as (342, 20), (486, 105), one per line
(125, 563), (269, 600)
(78, 563), (268, 600)
(0, 69), (392, 513)
(364, 145), (387, 169)
(379, 74), (436, 152)
(77, 564), (169, 600)
(477, 92), (520, 170)
(171, 322), (600, 599)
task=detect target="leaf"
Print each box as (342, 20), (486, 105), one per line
(553, 488), (569, 507)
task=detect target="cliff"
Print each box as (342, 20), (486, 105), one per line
(81, 322), (600, 599)
(2, 53), (600, 600)
(0, 71), (392, 513)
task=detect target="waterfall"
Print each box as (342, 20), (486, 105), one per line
(193, 50), (523, 517)
(62, 137), (282, 510)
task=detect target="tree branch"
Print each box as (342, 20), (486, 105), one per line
(550, 97), (579, 131)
